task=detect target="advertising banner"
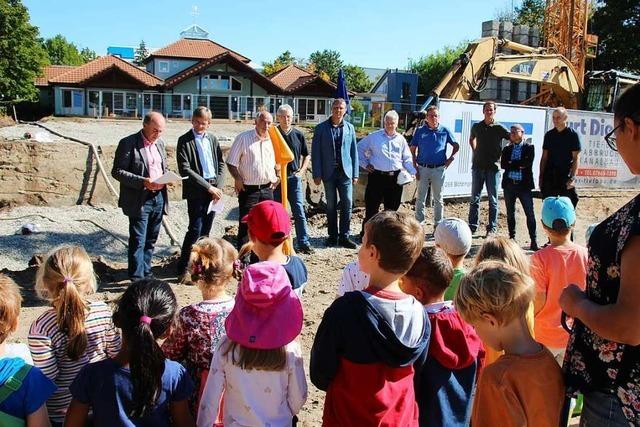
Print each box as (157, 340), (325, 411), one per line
(550, 109), (639, 188)
(437, 99), (548, 196)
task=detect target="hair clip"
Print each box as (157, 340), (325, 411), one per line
(192, 262), (204, 275)
(63, 277), (73, 285)
(139, 315), (152, 325)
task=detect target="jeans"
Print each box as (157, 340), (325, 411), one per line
(177, 195), (216, 274)
(237, 186), (273, 249)
(323, 169), (353, 239)
(362, 170), (403, 233)
(503, 183), (537, 242)
(128, 192), (164, 280)
(415, 165), (445, 225)
(468, 168), (500, 232)
(275, 174), (310, 247)
(580, 391), (628, 427)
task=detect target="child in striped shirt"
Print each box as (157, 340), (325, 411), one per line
(28, 245), (120, 426)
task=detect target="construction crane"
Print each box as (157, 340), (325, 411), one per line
(543, 0), (598, 86)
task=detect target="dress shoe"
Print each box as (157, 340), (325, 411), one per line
(298, 244), (314, 254)
(338, 237), (357, 249)
(325, 237), (338, 247)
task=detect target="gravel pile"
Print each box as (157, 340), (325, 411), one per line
(0, 196), (366, 273)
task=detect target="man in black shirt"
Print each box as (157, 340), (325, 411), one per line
(274, 104), (313, 254)
(539, 107), (581, 207)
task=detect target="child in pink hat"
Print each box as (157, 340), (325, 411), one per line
(197, 261), (307, 427)
(239, 200), (309, 298)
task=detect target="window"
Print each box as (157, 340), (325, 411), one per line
(63, 90), (72, 108)
(158, 61), (170, 73)
(401, 82), (411, 100)
(200, 74), (242, 91)
(172, 94), (182, 112)
(113, 93), (124, 112)
(126, 93), (137, 110)
(183, 94), (192, 111)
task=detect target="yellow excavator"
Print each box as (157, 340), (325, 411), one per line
(405, 36), (583, 138)
(419, 36), (582, 109)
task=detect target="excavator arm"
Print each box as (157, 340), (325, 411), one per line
(405, 37), (582, 140)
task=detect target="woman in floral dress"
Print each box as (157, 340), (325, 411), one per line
(560, 83), (640, 426)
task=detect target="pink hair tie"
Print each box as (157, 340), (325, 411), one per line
(63, 277), (73, 285)
(139, 315), (152, 325)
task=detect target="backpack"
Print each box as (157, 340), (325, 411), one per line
(0, 364), (32, 427)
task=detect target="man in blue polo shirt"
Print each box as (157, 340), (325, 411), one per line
(410, 105), (459, 230)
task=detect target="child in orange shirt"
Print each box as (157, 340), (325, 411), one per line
(455, 261), (565, 427)
(473, 236), (534, 364)
(532, 196), (588, 363)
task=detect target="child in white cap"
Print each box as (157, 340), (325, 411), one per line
(434, 218), (473, 300)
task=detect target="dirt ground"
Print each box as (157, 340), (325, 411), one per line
(1, 188), (635, 426)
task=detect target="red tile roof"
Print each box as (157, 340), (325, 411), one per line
(47, 56), (163, 87)
(267, 64), (337, 93)
(150, 38), (250, 63)
(35, 65), (77, 86)
(163, 52), (281, 93)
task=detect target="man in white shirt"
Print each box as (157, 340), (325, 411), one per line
(357, 110), (416, 234)
(227, 110), (279, 249)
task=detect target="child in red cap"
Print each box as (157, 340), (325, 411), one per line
(240, 200), (309, 297)
(197, 261), (307, 426)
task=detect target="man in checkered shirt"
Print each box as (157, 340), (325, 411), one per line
(500, 123), (538, 251)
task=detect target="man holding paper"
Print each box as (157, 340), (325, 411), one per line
(176, 106), (225, 280)
(112, 111), (169, 280)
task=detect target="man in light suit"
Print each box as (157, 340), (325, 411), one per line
(176, 106), (225, 279)
(112, 111), (168, 280)
(311, 98), (359, 248)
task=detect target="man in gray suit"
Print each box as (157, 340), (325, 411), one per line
(176, 106), (225, 279)
(311, 98), (359, 248)
(112, 111), (168, 280)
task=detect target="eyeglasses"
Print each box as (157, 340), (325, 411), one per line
(604, 123), (622, 152)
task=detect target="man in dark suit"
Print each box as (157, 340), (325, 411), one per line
(501, 123), (538, 251)
(112, 111), (168, 280)
(311, 98), (359, 248)
(176, 106), (225, 279)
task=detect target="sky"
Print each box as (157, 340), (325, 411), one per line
(23, 0), (514, 70)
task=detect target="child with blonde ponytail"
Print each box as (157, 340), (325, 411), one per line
(28, 245), (120, 426)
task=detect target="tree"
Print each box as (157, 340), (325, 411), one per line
(80, 47), (96, 63)
(43, 34), (95, 65)
(134, 40), (150, 66)
(515, 0), (546, 29)
(308, 49), (344, 81)
(408, 42), (468, 97)
(343, 64), (373, 93)
(0, 0), (49, 101)
(262, 50), (300, 75)
(591, 0), (640, 72)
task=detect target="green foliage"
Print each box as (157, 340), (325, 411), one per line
(408, 42), (468, 97)
(591, 0), (640, 73)
(262, 50), (308, 76)
(80, 47), (96, 62)
(308, 49), (344, 81)
(43, 34), (95, 66)
(515, 0), (546, 29)
(134, 40), (149, 66)
(350, 99), (365, 115)
(0, 0), (49, 101)
(343, 64), (372, 93)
